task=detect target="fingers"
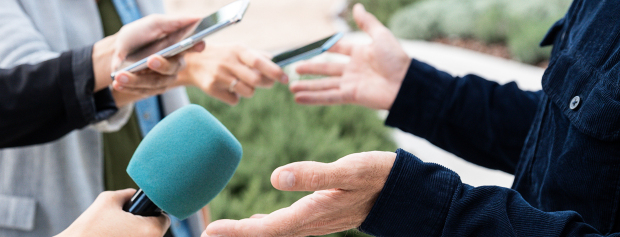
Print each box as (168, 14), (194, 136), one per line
(98, 188), (137, 207)
(147, 54), (185, 76)
(230, 79), (255, 98)
(227, 62), (264, 88)
(250, 214), (267, 219)
(327, 40), (355, 56)
(151, 213), (171, 235)
(289, 78), (340, 93)
(294, 90), (347, 105)
(270, 161), (355, 191)
(144, 14), (201, 38)
(352, 3), (389, 39)
(295, 62), (345, 76)
(112, 14), (200, 70)
(209, 87), (240, 106)
(237, 47), (288, 84)
(204, 219), (262, 237)
(289, 78), (348, 105)
(191, 41), (206, 53)
(113, 71), (176, 92)
(205, 206), (304, 237)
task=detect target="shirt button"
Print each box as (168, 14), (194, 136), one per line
(570, 96), (581, 110)
(143, 113), (151, 120)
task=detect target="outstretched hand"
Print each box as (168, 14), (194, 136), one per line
(202, 151), (396, 237)
(290, 4), (410, 110)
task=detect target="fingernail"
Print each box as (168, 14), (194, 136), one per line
(150, 59), (161, 69)
(359, 3), (366, 11)
(117, 86), (124, 91)
(278, 171), (295, 189)
(118, 75), (128, 83)
(203, 234), (224, 237)
(281, 75), (289, 84)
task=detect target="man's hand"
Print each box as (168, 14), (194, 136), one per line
(55, 189), (170, 237)
(290, 4), (411, 110)
(92, 14), (206, 106)
(178, 43), (287, 106)
(202, 151), (396, 237)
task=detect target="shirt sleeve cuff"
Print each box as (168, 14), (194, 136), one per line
(359, 149), (458, 236)
(91, 102), (134, 132)
(385, 59), (456, 138)
(70, 45), (118, 124)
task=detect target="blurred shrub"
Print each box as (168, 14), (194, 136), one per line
(187, 75), (395, 237)
(389, 0), (571, 64)
(346, 0), (421, 29)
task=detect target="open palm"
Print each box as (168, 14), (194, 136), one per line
(290, 4), (410, 110)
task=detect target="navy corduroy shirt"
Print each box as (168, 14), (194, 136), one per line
(360, 0), (620, 236)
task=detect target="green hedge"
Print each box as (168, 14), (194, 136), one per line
(389, 0), (571, 64)
(346, 0), (421, 29)
(188, 77), (395, 236)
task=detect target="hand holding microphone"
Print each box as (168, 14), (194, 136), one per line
(57, 105), (240, 237)
(123, 104), (243, 220)
(55, 189), (170, 237)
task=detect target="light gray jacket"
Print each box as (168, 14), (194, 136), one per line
(0, 0), (202, 236)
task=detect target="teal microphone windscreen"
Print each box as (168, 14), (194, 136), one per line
(126, 104), (242, 219)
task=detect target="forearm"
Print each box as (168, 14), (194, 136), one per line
(0, 47), (117, 148)
(92, 34), (117, 92)
(386, 59), (542, 173)
(360, 149), (617, 236)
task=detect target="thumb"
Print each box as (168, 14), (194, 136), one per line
(353, 3), (388, 39)
(111, 15), (200, 71)
(271, 161), (354, 191)
(107, 188), (137, 206)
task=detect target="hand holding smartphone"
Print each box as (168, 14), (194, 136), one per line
(111, 0), (250, 79)
(272, 32), (344, 68)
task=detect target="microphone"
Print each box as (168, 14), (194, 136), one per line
(122, 104), (242, 219)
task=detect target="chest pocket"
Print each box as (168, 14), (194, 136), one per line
(0, 195), (36, 231)
(542, 52), (620, 141)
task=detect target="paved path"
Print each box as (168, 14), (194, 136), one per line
(164, 0), (346, 51)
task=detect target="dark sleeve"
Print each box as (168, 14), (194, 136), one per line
(0, 46), (118, 148)
(359, 149), (618, 237)
(385, 59), (542, 174)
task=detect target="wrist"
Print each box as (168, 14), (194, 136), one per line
(111, 88), (141, 108)
(385, 59), (412, 110)
(92, 34), (118, 92)
(175, 52), (200, 87)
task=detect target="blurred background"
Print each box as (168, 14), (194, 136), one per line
(164, 0), (571, 236)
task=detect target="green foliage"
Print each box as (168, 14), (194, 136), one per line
(507, 18), (554, 64)
(389, 1), (446, 40)
(474, 1), (510, 43)
(187, 77), (395, 237)
(389, 0), (572, 64)
(346, 0), (421, 29)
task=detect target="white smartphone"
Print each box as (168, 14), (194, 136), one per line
(111, 0), (250, 79)
(271, 32), (344, 67)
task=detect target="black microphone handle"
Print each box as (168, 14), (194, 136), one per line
(123, 189), (163, 216)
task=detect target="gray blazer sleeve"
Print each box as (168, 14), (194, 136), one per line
(0, 0), (130, 131)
